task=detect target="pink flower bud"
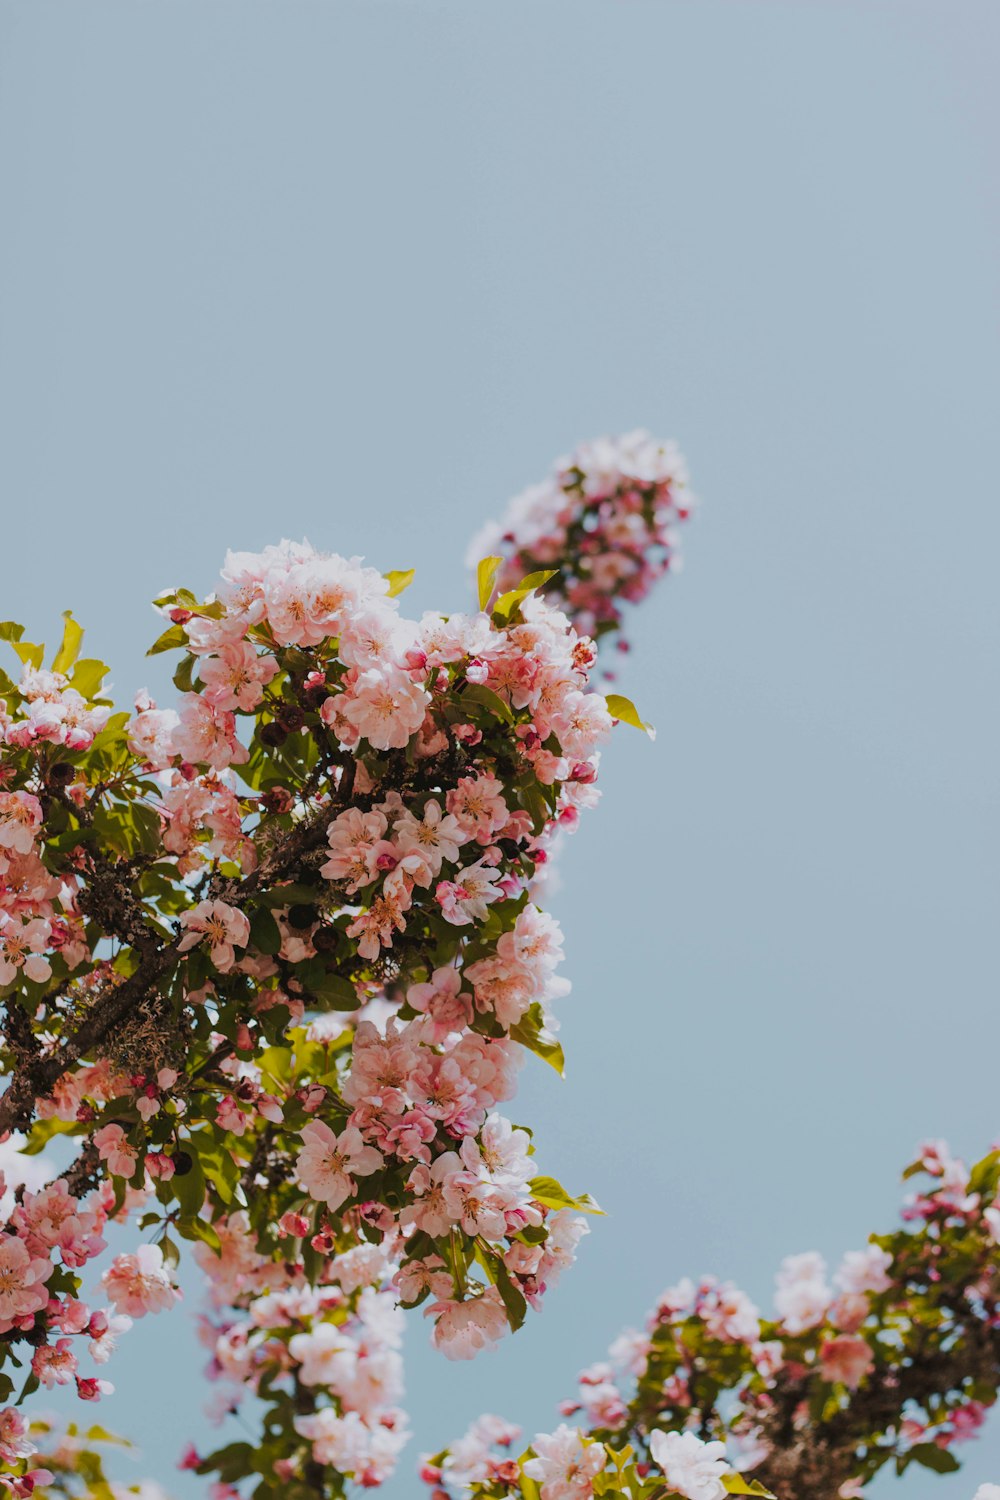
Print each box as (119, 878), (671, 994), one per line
(76, 1376), (112, 1401)
(278, 1212), (310, 1239)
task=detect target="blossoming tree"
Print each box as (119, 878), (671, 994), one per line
(0, 434), (695, 1497)
(424, 1140), (1000, 1500)
(0, 432), (993, 1500)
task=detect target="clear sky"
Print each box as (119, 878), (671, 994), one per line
(0, 1), (998, 1495)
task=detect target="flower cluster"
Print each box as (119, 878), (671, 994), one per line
(0, 1135), (143, 1412)
(0, 527), (635, 1495)
(421, 1415), (740, 1500)
(189, 1226), (409, 1489)
(469, 431), (693, 648)
(427, 1142), (1000, 1500)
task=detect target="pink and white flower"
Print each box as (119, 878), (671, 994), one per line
(0, 914), (52, 985)
(200, 642), (278, 712)
(774, 1251), (831, 1334)
(394, 799), (466, 874)
(0, 1236), (52, 1331)
(177, 899), (251, 972)
(296, 1120), (383, 1211)
(101, 1244), (178, 1318)
(340, 668), (429, 751)
(649, 1429), (728, 1500)
(820, 1334), (875, 1390)
(93, 1124), (139, 1180)
(427, 1286), (509, 1360)
(0, 792), (42, 856)
(522, 1425), (607, 1500)
(436, 859), (504, 926)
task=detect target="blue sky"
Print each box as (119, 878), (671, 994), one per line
(0, 1), (997, 1494)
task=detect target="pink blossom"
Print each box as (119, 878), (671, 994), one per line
(435, 859), (504, 926)
(339, 609), (408, 671)
(828, 1292), (869, 1334)
(93, 1123), (139, 1180)
(393, 799), (467, 874)
(341, 668), (430, 751)
(296, 1120), (382, 1211)
(127, 705), (180, 769)
(649, 1430), (727, 1500)
(774, 1251), (831, 1333)
(31, 1337), (77, 1387)
(0, 1408), (33, 1464)
(320, 808), (388, 889)
(0, 915), (52, 986)
(820, 1334), (875, 1390)
(88, 1309), (132, 1363)
(497, 906), (565, 975)
(0, 792), (42, 856)
(293, 1407), (370, 1472)
(446, 775), (509, 844)
(101, 1244), (178, 1317)
(200, 642), (278, 712)
(465, 953), (536, 1028)
(700, 1282), (761, 1345)
(407, 967), (474, 1040)
(522, 1425), (607, 1500)
(0, 1237), (52, 1330)
(171, 694), (247, 770)
(177, 899), (251, 972)
(834, 1244), (893, 1296)
(441, 1172), (513, 1240)
(550, 691), (613, 758)
(460, 1114), (532, 1189)
(346, 888), (411, 962)
(216, 1095), (250, 1136)
(75, 1375), (113, 1400)
(407, 1153), (464, 1238)
(427, 1286), (509, 1360)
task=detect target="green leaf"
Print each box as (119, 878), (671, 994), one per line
(461, 682), (514, 724)
(722, 1477), (777, 1497)
(477, 555), (503, 612)
(70, 658), (110, 701)
(604, 692), (655, 739)
(907, 1443), (960, 1474)
(308, 969), (361, 1011)
(249, 906), (282, 957)
(196, 1441), (255, 1482)
(201, 1146), (241, 1207)
(0, 622), (25, 644)
(518, 1469), (542, 1500)
(10, 638), (44, 670)
(491, 1255), (527, 1332)
(22, 1117), (80, 1154)
(85, 1425), (131, 1447)
(968, 1149), (1000, 1199)
(258, 1045), (293, 1089)
(180, 1215), (222, 1255)
(173, 653), (196, 693)
(147, 622), (188, 656)
(52, 610), (84, 673)
(511, 1005), (565, 1075)
(528, 1175), (603, 1215)
(384, 568), (416, 598)
(519, 780), (553, 836)
(492, 569), (559, 623)
(173, 1150), (207, 1223)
